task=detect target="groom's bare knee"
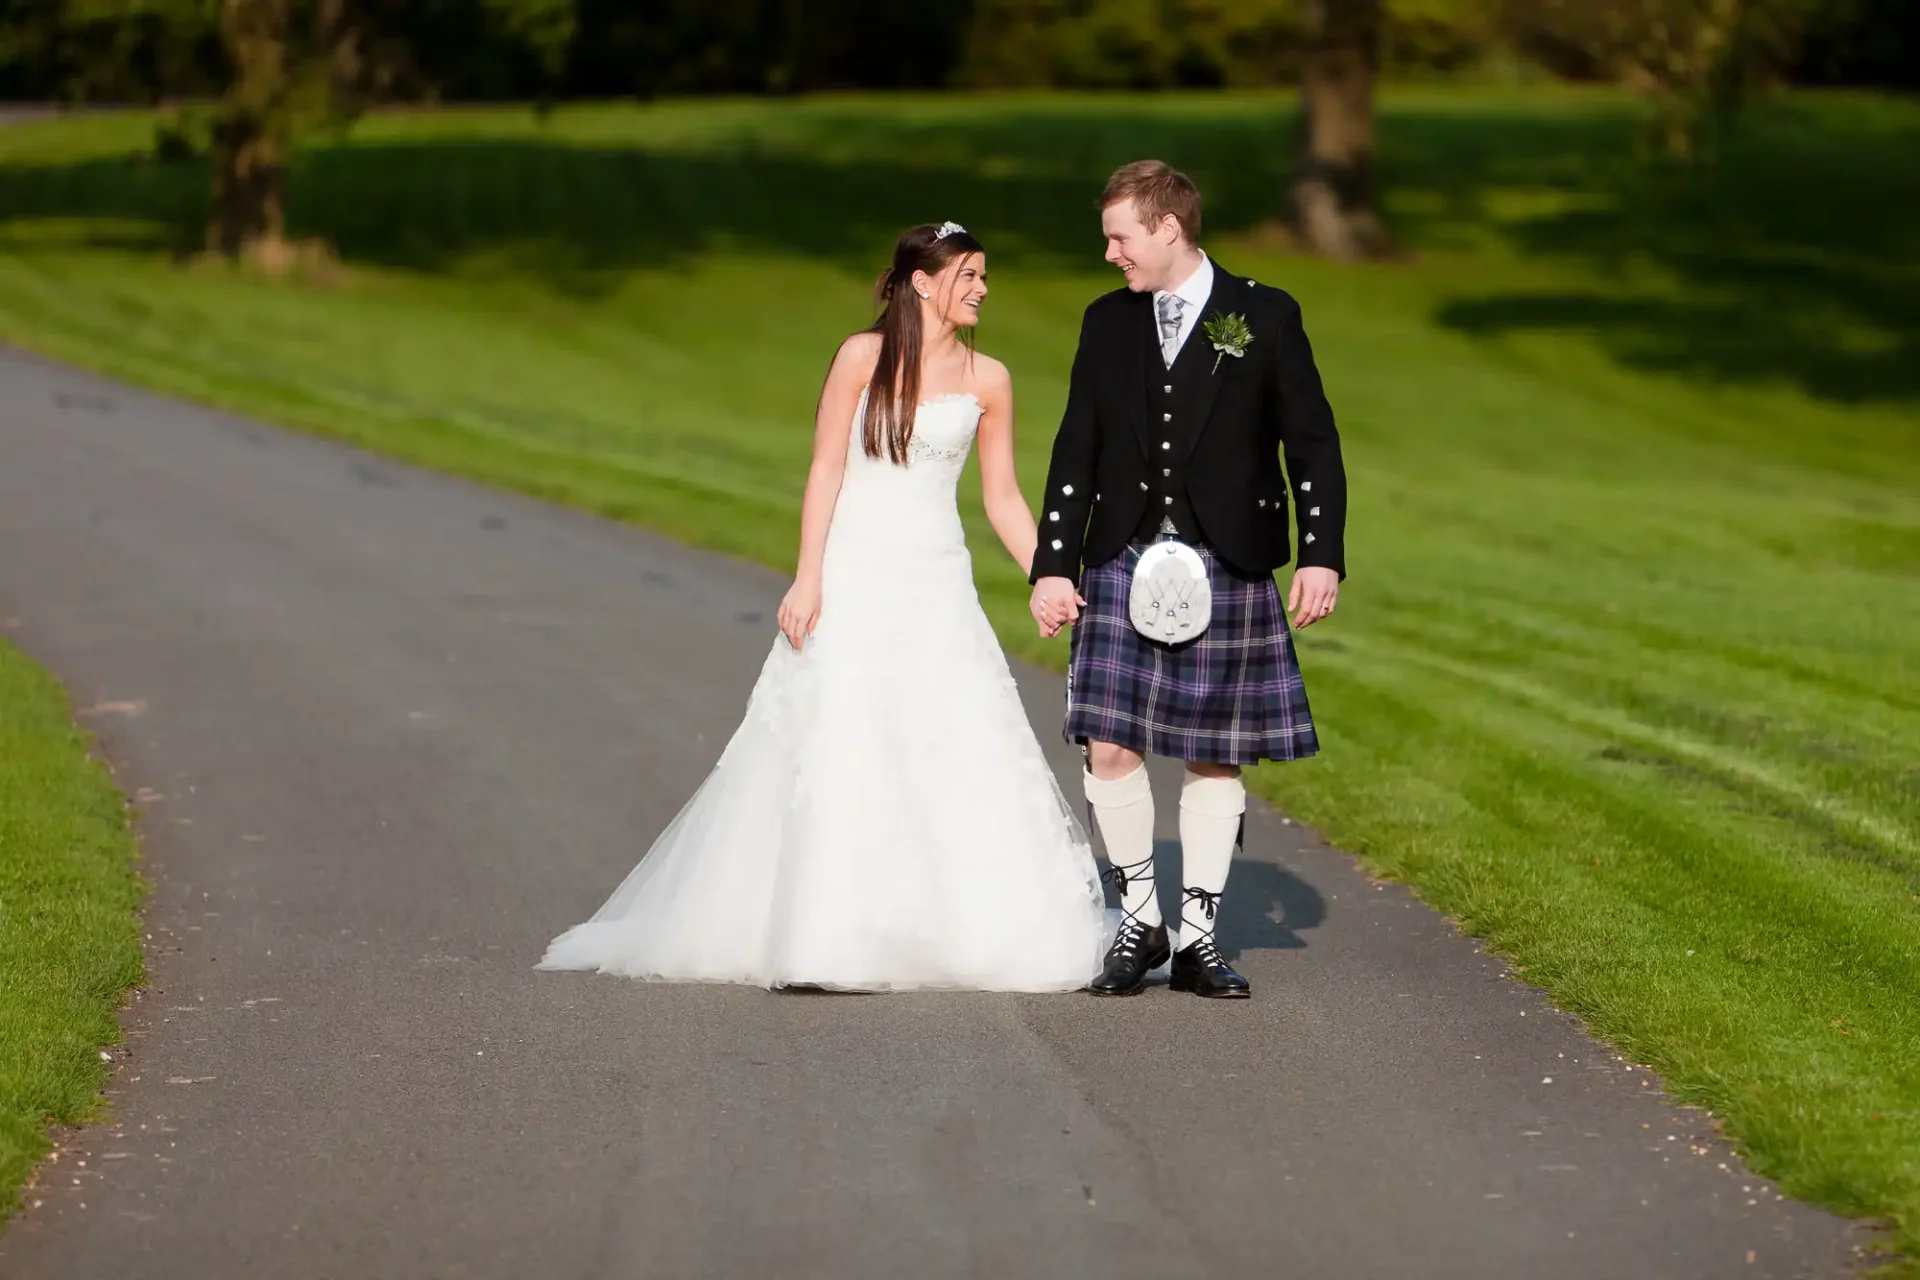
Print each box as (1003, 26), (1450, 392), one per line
(1086, 740), (1145, 781)
(1185, 760), (1240, 781)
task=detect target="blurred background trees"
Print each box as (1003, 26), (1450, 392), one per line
(1506, 0), (1834, 158)
(10, 0), (1909, 106)
(2, 0), (1911, 261)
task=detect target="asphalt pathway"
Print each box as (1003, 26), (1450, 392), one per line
(0, 347), (1869, 1278)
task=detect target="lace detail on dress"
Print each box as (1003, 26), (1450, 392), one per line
(908, 431), (972, 465)
(900, 392), (981, 468)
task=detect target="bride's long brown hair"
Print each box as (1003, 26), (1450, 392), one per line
(864, 222), (985, 464)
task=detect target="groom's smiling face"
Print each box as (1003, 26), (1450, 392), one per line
(1102, 199), (1182, 294)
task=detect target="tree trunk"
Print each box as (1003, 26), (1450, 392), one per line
(209, 0), (291, 260)
(1284, 0), (1396, 260)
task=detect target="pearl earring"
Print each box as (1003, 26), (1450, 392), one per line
(919, 291), (929, 298)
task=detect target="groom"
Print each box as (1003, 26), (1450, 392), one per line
(1029, 160), (1347, 999)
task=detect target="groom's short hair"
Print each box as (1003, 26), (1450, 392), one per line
(1102, 160), (1202, 244)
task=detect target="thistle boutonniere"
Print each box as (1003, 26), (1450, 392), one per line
(1203, 312), (1252, 374)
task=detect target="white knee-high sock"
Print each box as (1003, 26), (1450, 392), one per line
(1084, 766), (1161, 928)
(1178, 771), (1246, 951)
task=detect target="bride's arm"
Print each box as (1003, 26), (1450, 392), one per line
(974, 358), (1039, 576)
(778, 332), (874, 650)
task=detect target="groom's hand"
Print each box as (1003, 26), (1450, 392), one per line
(1031, 576), (1085, 638)
(1288, 566), (1340, 630)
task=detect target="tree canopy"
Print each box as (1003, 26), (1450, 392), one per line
(4, 0), (1910, 103)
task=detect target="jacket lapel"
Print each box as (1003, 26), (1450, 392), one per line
(1127, 291), (1153, 457)
(1181, 262), (1242, 454)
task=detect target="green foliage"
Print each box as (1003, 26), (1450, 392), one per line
(957, 0), (1293, 89)
(1504, 0), (1830, 156)
(559, 0), (967, 98)
(956, 0), (1504, 87)
(372, 0), (579, 100)
(3, 0), (1911, 102)
(45, 0), (595, 255)
(1383, 0), (1501, 75)
(0, 0), (222, 101)
(481, 0), (575, 76)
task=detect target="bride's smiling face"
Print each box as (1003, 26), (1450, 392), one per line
(916, 251), (988, 329)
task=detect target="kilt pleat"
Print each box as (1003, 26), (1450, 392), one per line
(1065, 543), (1319, 766)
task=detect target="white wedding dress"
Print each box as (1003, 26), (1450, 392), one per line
(539, 390), (1109, 991)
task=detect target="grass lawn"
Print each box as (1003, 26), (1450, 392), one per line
(0, 639), (144, 1220)
(0, 88), (1916, 1263)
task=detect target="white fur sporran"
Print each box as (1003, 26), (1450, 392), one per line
(1128, 540), (1212, 644)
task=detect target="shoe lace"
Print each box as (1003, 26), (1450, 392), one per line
(1186, 934), (1228, 970)
(1102, 854), (1158, 931)
(1180, 886), (1222, 922)
(1108, 919), (1155, 958)
(1101, 855), (1152, 898)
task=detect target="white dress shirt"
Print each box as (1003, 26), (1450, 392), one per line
(1153, 251), (1214, 365)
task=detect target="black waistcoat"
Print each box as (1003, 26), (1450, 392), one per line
(1131, 307), (1217, 543)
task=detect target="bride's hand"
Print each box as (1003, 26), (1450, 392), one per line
(777, 577), (822, 651)
(1030, 576), (1084, 638)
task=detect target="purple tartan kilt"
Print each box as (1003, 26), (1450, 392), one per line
(1065, 543), (1319, 766)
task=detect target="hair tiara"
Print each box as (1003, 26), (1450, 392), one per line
(934, 221), (967, 240)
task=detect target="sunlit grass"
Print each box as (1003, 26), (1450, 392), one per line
(0, 642), (143, 1220)
(0, 89), (1915, 1264)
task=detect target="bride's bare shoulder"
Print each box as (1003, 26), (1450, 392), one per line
(823, 331), (884, 394)
(836, 330), (884, 366)
(968, 351), (1014, 402)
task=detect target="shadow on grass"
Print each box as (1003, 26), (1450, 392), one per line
(1438, 288), (1920, 404)
(1418, 98), (1920, 405)
(1, 96), (1916, 405)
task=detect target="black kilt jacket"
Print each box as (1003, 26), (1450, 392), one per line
(1029, 263), (1348, 585)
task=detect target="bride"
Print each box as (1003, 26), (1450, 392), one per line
(539, 221), (1109, 991)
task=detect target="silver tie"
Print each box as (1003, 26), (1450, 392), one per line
(1156, 294), (1184, 367)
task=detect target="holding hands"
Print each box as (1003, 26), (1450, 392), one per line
(1030, 575), (1085, 639)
